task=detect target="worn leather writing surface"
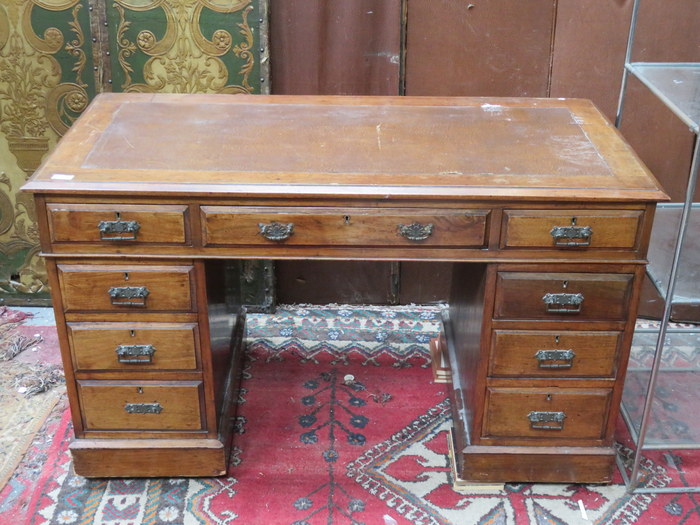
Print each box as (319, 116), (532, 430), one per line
(83, 102), (612, 179)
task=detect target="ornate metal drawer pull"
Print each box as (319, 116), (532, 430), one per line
(116, 344), (156, 364)
(125, 402), (162, 414)
(258, 221), (294, 241)
(109, 286), (149, 306)
(98, 219), (141, 241)
(398, 222), (434, 241)
(550, 225), (592, 247)
(528, 411), (566, 430)
(535, 349), (575, 369)
(542, 292), (584, 313)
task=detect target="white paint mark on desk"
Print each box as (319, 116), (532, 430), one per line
(481, 103), (503, 113)
(51, 173), (74, 180)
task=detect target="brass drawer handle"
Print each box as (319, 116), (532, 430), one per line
(125, 402), (162, 414)
(258, 221), (294, 241)
(109, 286), (150, 306)
(98, 219), (141, 241)
(528, 411), (566, 430)
(550, 225), (592, 247)
(116, 344), (156, 364)
(542, 292), (583, 313)
(535, 349), (575, 369)
(398, 222), (434, 241)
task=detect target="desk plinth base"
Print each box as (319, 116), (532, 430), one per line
(449, 427), (615, 484)
(70, 438), (230, 478)
(447, 428), (505, 492)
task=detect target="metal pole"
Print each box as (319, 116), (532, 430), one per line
(615, 0), (642, 128)
(628, 136), (700, 489)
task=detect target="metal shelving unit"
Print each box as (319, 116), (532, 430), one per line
(615, 0), (700, 494)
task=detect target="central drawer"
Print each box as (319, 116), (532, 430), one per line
(201, 206), (490, 248)
(494, 271), (634, 320)
(483, 387), (612, 441)
(77, 381), (204, 431)
(68, 322), (199, 371)
(57, 263), (195, 312)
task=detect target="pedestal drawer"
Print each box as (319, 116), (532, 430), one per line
(201, 206), (489, 248)
(489, 330), (622, 378)
(483, 387), (611, 440)
(494, 272), (634, 320)
(47, 203), (189, 244)
(68, 322), (199, 371)
(57, 264), (195, 312)
(501, 209), (643, 251)
(77, 381), (204, 431)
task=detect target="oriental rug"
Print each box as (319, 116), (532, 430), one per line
(1, 306), (699, 524)
(0, 307), (64, 491)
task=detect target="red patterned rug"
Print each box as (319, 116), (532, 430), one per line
(1, 306), (700, 524)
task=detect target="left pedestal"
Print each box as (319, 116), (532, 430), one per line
(46, 258), (246, 478)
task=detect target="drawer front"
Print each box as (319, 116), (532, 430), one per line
(494, 272), (634, 320)
(47, 203), (189, 244)
(58, 264), (195, 312)
(483, 388), (611, 440)
(201, 206), (489, 248)
(77, 381), (204, 431)
(501, 209), (643, 250)
(489, 330), (621, 377)
(68, 322), (199, 371)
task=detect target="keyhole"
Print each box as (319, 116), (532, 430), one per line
(562, 280), (568, 289)
(124, 272), (130, 281)
(555, 335), (560, 344)
(344, 215), (351, 225)
(115, 211), (121, 220)
(571, 217), (577, 226)
(130, 330), (136, 337)
(546, 394), (552, 401)
(137, 387), (143, 394)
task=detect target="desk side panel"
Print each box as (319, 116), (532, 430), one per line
(448, 263), (490, 455)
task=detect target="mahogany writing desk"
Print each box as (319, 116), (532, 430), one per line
(23, 94), (667, 482)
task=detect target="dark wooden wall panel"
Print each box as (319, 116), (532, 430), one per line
(630, 0), (699, 63)
(404, 0), (557, 96)
(400, 262), (452, 304)
(620, 76), (697, 202)
(550, 0), (633, 121)
(269, 0), (402, 95)
(275, 261), (395, 305)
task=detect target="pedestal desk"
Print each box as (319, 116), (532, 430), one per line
(22, 94), (667, 482)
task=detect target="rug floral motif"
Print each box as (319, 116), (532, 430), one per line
(1, 306), (699, 524)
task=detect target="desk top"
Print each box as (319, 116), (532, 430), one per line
(24, 94), (667, 202)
